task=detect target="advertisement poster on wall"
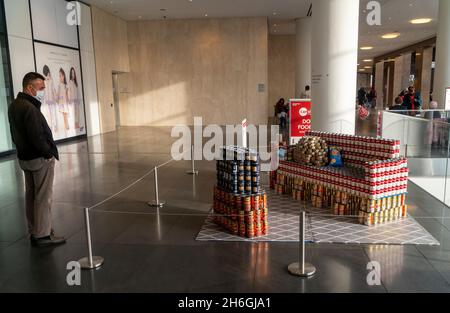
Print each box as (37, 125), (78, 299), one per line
(289, 99), (312, 145)
(34, 42), (86, 141)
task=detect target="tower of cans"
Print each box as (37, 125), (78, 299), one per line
(216, 146), (261, 195)
(213, 146), (269, 238)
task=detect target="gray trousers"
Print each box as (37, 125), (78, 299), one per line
(19, 158), (56, 238)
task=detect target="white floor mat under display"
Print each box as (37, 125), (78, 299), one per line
(196, 189), (440, 245)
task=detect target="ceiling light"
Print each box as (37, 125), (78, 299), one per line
(204, 13), (208, 17)
(273, 12), (277, 15)
(364, 66), (372, 69)
(363, 59), (372, 62)
(410, 18), (432, 24)
(360, 47), (373, 50)
(382, 32), (400, 39)
(416, 53), (422, 56)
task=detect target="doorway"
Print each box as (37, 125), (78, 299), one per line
(112, 73), (121, 128)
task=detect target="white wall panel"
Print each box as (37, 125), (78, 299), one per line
(29, 0), (78, 48)
(4, 0), (32, 39)
(81, 51), (100, 136)
(79, 3), (94, 53)
(8, 36), (35, 95)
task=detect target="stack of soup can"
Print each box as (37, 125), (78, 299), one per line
(216, 146), (261, 195)
(213, 187), (269, 238)
(213, 146), (269, 238)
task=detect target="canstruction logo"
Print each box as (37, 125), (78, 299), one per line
(171, 117), (280, 172)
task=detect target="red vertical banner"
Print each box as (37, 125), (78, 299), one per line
(289, 99), (312, 145)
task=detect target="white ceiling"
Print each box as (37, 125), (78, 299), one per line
(84, 0), (439, 71)
(358, 0), (438, 71)
(83, 0), (311, 21)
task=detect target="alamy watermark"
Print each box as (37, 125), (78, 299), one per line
(66, 261), (81, 286)
(66, 1), (82, 26)
(171, 117), (280, 171)
(366, 1), (381, 26)
(366, 261), (382, 286)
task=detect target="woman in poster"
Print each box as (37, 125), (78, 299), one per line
(68, 67), (81, 130)
(57, 68), (70, 131)
(43, 65), (58, 132)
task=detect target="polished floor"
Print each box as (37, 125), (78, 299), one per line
(1, 126), (450, 293)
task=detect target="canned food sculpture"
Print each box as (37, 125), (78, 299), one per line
(214, 146), (268, 238)
(271, 132), (407, 226)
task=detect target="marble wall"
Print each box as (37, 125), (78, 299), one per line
(91, 6), (130, 133)
(122, 17), (268, 126)
(268, 35), (296, 117)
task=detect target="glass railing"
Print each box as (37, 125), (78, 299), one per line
(377, 109), (450, 207)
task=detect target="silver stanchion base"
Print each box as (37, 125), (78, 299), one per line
(148, 201), (165, 208)
(79, 256), (104, 270)
(186, 170), (199, 175)
(288, 262), (316, 277)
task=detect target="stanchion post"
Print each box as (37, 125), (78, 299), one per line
(186, 145), (199, 175)
(149, 166), (165, 207)
(78, 208), (104, 270)
(288, 211), (316, 277)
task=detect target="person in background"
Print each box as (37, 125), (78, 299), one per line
(390, 97), (407, 114)
(368, 87), (377, 108)
(358, 87), (367, 107)
(300, 85), (311, 99)
(8, 72), (66, 247)
(426, 101), (443, 148)
(398, 88), (408, 103)
(402, 85), (422, 115)
(275, 98), (287, 130)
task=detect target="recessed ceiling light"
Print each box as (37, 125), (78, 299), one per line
(363, 59), (373, 62)
(382, 32), (400, 39)
(360, 47), (373, 50)
(410, 18), (432, 24)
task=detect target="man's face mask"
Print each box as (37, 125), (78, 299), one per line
(32, 86), (45, 102)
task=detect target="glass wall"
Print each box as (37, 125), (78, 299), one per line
(0, 2), (13, 154)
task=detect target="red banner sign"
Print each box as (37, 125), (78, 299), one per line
(289, 99), (312, 144)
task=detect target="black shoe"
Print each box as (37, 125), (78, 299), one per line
(30, 229), (57, 246)
(31, 234), (66, 248)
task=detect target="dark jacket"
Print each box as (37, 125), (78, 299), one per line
(402, 92), (422, 110)
(8, 92), (59, 161)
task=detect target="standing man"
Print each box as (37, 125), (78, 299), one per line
(402, 85), (422, 116)
(300, 85), (311, 99)
(8, 72), (66, 247)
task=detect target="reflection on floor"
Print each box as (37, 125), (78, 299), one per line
(0, 127), (450, 293)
